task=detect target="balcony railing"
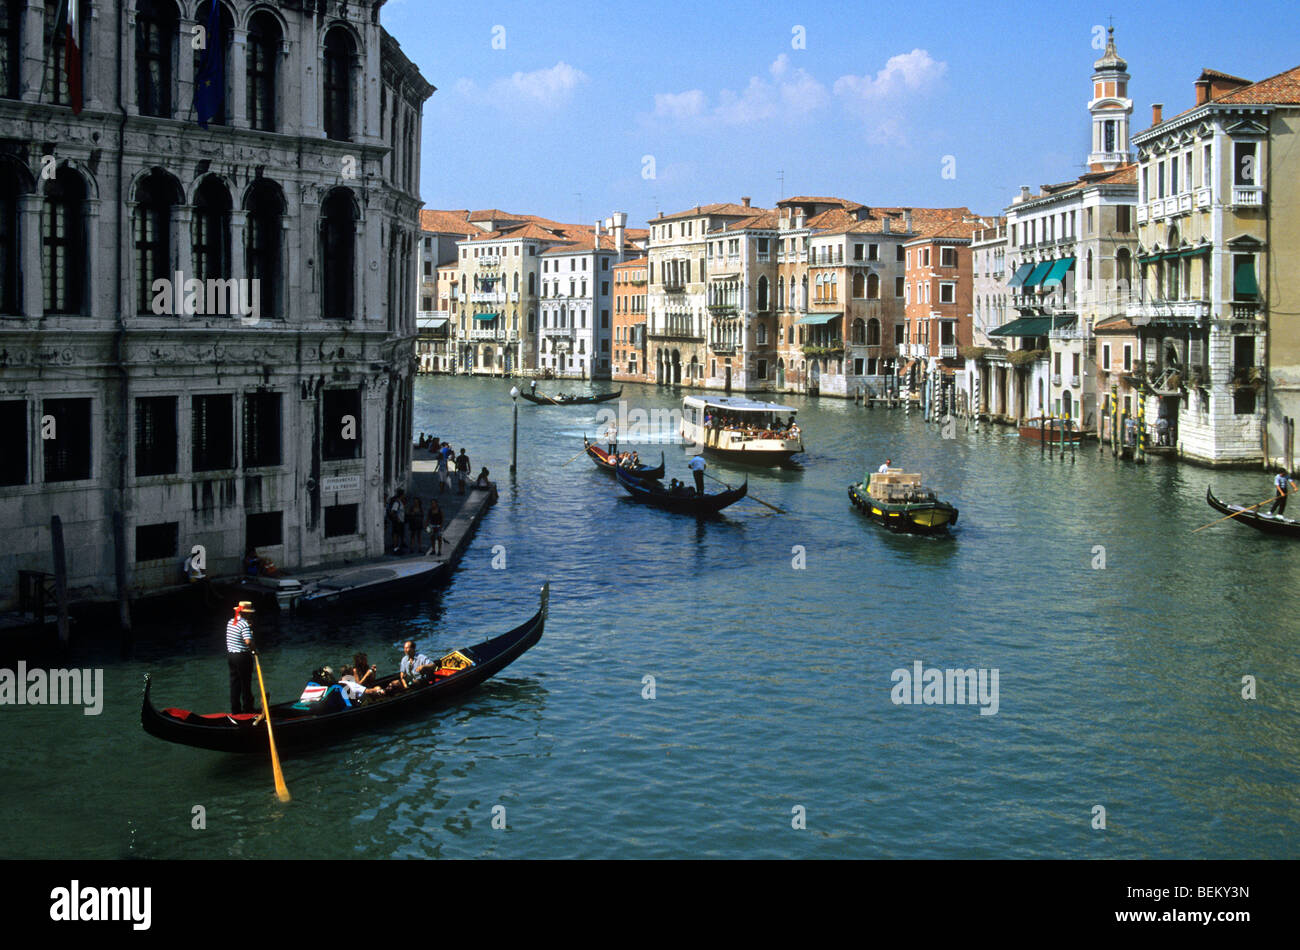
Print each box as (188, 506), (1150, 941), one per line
(1196, 188), (1211, 207)
(468, 328), (518, 341)
(470, 292), (505, 303)
(662, 280), (685, 293)
(1070, 375), (1081, 388)
(939, 344), (958, 359)
(478, 255), (501, 267)
(1230, 302), (1260, 320)
(1127, 299), (1210, 324)
(710, 341), (739, 354)
(1232, 186), (1264, 207)
(1051, 374), (1062, 386)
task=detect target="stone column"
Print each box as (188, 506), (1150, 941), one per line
(229, 28), (249, 128)
(20, 0), (45, 104)
(83, 198), (101, 319)
(178, 16), (196, 120)
(20, 193), (43, 318)
(172, 205), (193, 303)
(122, 5), (138, 114)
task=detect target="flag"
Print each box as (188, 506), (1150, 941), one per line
(193, 1), (224, 128)
(64, 0), (82, 114)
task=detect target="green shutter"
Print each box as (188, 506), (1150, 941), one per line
(1234, 258), (1259, 298)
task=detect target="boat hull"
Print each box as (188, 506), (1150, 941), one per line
(848, 483), (958, 535)
(1018, 418), (1082, 444)
(583, 441), (665, 479)
(1205, 486), (1300, 537)
(520, 388), (622, 406)
(142, 586), (548, 753)
(615, 467), (747, 515)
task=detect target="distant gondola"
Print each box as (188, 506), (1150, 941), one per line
(141, 585), (548, 753)
(1206, 486), (1300, 538)
(583, 439), (664, 480)
(519, 388), (622, 406)
(615, 466), (747, 515)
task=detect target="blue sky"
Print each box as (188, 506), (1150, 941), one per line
(381, 0), (1298, 228)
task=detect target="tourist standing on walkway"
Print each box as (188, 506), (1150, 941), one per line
(387, 488), (406, 553)
(407, 497), (424, 551)
(226, 601), (256, 714)
(456, 448), (471, 494)
(425, 498), (444, 556)
(440, 443), (454, 492)
(1269, 471), (1297, 515)
(688, 454), (706, 495)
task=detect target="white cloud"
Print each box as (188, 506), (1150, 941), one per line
(452, 62), (589, 110)
(833, 49), (947, 104)
(649, 55), (828, 127)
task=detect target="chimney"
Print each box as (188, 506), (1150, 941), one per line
(594, 220), (602, 249)
(742, 196), (751, 207)
(795, 212), (805, 229)
(1152, 102), (1163, 125)
(904, 210), (913, 232)
(882, 217), (890, 234)
(612, 211), (627, 261)
(1195, 80), (1210, 105)
(1019, 186), (1032, 203)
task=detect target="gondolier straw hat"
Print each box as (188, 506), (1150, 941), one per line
(236, 600), (256, 615)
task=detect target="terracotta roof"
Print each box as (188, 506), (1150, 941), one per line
(614, 256), (649, 268)
(656, 202), (769, 222)
(777, 196), (867, 211)
(419, 209), (478, 234)
(464, 222), (568, 243)
(1201, 68), (1252, 85)
(1094, 316), (1136, 333)
(1212, 63), (1300, 104)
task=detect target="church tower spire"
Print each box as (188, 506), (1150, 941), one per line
(1088, 27), (1133, 171)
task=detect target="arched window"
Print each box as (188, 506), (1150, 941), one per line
(757, 275), (768, 311)
(867, 318), (881, 346)
(320, 188), (356, 320)
(246, 11), (282, 132)
(851, 318), (865, 344)
(830, 274), (838, 301)
(852, 272), (865, 297)
(43, 168), (86, 315)
(1116, 248), (1132, 295)
(800, 275), (808, 309)
(192, 176), (231, 282)
(867, 273), (880, 299)
(193, 1), (233, 126)
(136, 0), (178, 118)
(0, 0), (20, 99)
(246, 179), (284, 319)
(513, 272), (519, 292)
(323, 27), (356, 141)
(0, 163), (22, 313)
(45, 1), (89, 108)
(528, 272), (535, 295)
(1085, 249), (1093, 283)
(135, 170), (179, 313)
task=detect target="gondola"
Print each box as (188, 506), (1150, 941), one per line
(583, 439), (664, 480)
(519, 388), (622, 406)
(141, 585), (548, 753)
(615, 466), (747, 515)
(1206, 487), (1300, 538)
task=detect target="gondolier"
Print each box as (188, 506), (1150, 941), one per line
(688, 454), (707, 495)
(226, 601), (256, 714)
(1270, 471), (1297, 515)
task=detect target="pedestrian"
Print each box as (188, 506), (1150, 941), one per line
(440, 442), (454, 491)
(226, 601), (256, 714)
(435, 443), (449, 492)
(456, 448), (471, 494)
(688, 453), (707, 495)
(425, 498), (444, 556)
(1269, 470), (1297, 516)
(387, 488), (406, 553)
(407, 497), (423, 551)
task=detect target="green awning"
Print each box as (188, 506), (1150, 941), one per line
(1180, 246), (1210, 258)
(1021, 261), (1052, 289)
(1040, 257), (1075, 289)
(473, 312), (500, 321)
(796, 312), (841, 325)
(989, 315), (1076, 337)
(1234, 259), (1259, 297)
(1007, 263), (1035, 288)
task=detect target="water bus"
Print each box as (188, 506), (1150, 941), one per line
(680, 395), (804, 464)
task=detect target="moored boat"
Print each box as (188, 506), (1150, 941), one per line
(520, 387), (622, 405)
(615, 466), (747, 515)
(1018, 416), (1083, 444)
(583, 439), (665, 479)
(680, 395), (803, 463)
(1205, 486), (1300, 538)
(848, 469), (958, 534)
(141, 584), (548, 753)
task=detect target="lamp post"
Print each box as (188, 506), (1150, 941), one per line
(510, 386), (519, 475)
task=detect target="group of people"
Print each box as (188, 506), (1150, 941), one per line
(704, 412), (799, 441)
(385, 489), (445, 556)
(613, 450), (642, 469)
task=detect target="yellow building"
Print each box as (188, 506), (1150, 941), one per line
(1130, 65), (1300, 466)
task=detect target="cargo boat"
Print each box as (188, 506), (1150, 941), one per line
(848, 468), (958, 535)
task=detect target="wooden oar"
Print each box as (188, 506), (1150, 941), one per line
(252, 654), (290, 802)
(703, 470), (785, 513)
(561, 441), (593, 467)
(1194, 488), (1294, 532)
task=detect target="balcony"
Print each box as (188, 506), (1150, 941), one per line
(1127, 299), (1210, 325)
(1136, 205), (1148, 224)
(1051, 374), (1062, 386)
(468, 328), (518, 341)
(708, 303), (739, 317)
(756, 253), (770, 263)
(1232, 186), (1264, 207)
(710, 340), (739, 355)
(1196, 188), (1211, 207)
(470, 292), (505, 304)
(1178, 194), (1193, 213)
(541, 326), (573, 339)
(1230, 302), (1260, 321)
(478, 255), (501, 267)
(1070, 375), (1081, 388)
(939, 344), (958, 359)
(662, 280), (685, 293)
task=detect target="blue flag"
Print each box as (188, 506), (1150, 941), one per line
(193, 2), (224, 128)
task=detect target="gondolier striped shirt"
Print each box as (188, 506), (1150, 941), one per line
(226, 617), (253, 653)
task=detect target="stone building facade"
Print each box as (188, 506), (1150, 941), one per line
(0, 0), (432, 609)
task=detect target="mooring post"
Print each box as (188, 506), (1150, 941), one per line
(510, 386), (519, 476)
(51, 516), (70, 650)
(114, 509), (132, 652)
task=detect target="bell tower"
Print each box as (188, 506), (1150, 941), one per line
(1088, 27), (1133, 171)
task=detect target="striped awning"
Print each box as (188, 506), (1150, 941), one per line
(796, 312), (841, 325)
(1040, 257), (1075, 289)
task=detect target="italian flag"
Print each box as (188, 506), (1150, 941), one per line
(61, 0), (83, 114)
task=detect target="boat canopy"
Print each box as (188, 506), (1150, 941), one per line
(683, 395), (798, 414)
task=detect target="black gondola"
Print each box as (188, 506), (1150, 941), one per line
(519, 388), (622, 406)
(1206, 487), (1300, 538)
(583, 439), (664, 479)
(614, 466), (747, 515)
(141, 585), (548, 753)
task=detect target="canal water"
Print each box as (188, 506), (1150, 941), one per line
(4, 376), (1298, 859)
